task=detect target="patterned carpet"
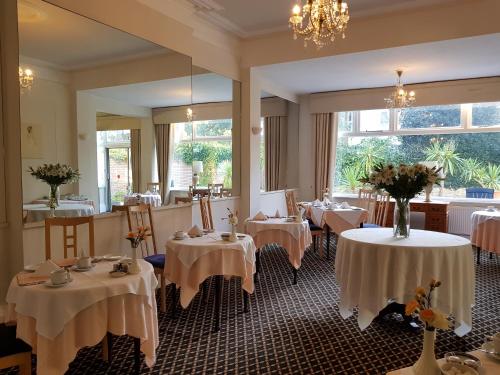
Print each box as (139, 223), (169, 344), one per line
(3, 243), (500, 374)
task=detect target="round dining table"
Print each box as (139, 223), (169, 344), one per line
(335, 228), (474, 336)
(124, 194), (162, 207)
(5, 259), (159, 375)
(470, 210), (500, 261)
(23, 203), (95, 223)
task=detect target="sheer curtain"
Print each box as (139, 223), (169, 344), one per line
(154, 123), (172, 205)
(130, 129), (141, 193)
(313, 113), (336, 199)
(264, 116), (287, 191)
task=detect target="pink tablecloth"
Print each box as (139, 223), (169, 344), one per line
(471, 211), (500, 254)
(165, 235), (256, 308)
(310, 206), (368, 234)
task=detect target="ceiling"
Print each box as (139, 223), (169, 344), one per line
(255, 33), (500, 95)
(18, 0), (166, 71)
(186, 0), (460, 37)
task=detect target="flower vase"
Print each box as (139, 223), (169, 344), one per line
(424, 183), (433, 202)
(128, 244), (141, 274)
(229, 224), (237, 242)
(412, 329), (441, 375)
(48, 184), (60, 211)
(393, 199), (410, 238)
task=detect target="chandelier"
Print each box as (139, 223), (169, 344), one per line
(289, 0), (350, 48)
(384, 70), (415, 110)
(19, 67), (34, 90)
(186, 107), (193, 122)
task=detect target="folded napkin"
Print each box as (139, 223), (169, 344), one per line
(144, 190), (152, 195)
(313, 199), (321, 205)
(188, 225), (203, 237)
(34, 259), (61, 277)
(274, 209), (281, 218)
(323, 197), (331, 205)
(17, 274), (49, 286)
(340, 201), (351, 209)
(252, 211), (267, 221)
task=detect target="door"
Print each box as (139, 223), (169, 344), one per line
(105, 147), (132, 211)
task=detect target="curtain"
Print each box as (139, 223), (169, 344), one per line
(313, 113), (334, 199)
(130, 129), (141, 193)
(264, 116), (287, 191)
(154, 124), (172, 204)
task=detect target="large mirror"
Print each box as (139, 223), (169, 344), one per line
(18, 0), (192, 221)
(260, 91), (300, 192)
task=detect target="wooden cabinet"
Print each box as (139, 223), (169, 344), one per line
(385, 201), (449, 233)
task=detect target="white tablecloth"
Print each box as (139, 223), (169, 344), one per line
(245, 218), (309, 241)
(31, 199), (95, 208)
(5, 260), (159, 374)
(124, 194), (162, 207)
(310, 205), (368, 233)
(335, 228), (474, 336)
(23, 204), (95, 223)
(471, 210), (500, 253)
(165, 232), (256, 308)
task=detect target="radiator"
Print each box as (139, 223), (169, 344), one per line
(448, 206), (483, 235)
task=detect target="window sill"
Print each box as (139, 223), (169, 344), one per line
(332, 193), (500, 206)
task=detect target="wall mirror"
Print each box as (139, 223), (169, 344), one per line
(260, 91), (299, 192)
(18, 0), (192, 222)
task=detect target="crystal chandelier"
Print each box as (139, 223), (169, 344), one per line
(384, 70), (416, 110)
(19, 67), (34, 90)
(186, 107), (193, 122)
(289, 0), (350, 48)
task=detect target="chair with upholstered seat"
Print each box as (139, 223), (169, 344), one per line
(362, 192), (390, 228)
(44, 216), (95, 260)
(466, 187), (494, 199)
(0, 324), (32, 375)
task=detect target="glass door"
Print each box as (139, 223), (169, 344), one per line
(105, 147), (132, 211)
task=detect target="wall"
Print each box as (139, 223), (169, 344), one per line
(20, 61), (75, 202)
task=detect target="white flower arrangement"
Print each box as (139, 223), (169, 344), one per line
(28, 163), (80, 186)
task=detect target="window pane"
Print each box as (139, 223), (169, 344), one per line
(472, 102), (500, 127)
(193, 141), (232, 188)
(195, 119), (232, 137)
(398, 104), (461, 129)
(338, 111), (354, 132)
(359, 109), (390, 132)
(171, 123), (193, 190)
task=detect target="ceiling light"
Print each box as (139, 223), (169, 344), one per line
(384, 70), (415, 110)
(289, 1), (350, 49)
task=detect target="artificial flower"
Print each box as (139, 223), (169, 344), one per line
(405, 300), (419, 316)
(429, 309), (450, 330)
(415, 287), (426, 296)
(420, 309), (435, 324)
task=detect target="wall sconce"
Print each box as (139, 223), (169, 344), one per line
(251, 126), (262, 135)
(78, 132), (88, 141)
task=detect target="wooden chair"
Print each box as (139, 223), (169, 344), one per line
(208, 183), (224, 198)
(357, 188), (379, 224)
(285, 190), (298, 216)
(174, 196), (192, 204)
(44, 216), (95, 260)
(0, 324), (31, 375)
(146, 182), (161, 194)
(124, 204), (167, 312)
(363, 192), (390, 228)
(200, 196), (214, 231)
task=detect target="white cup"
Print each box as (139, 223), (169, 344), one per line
(77, 256), (91, 269)
(486, 205), (495, 211)
(486, 332), (500, 354)
(50, 269), (68, 285)
(174, 230), (184, 239)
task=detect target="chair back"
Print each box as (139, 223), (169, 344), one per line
(146, 182), (161, 194)
(466, 187), (494, 199)
(358, 188), (379, 223)
(45, 216), (95, 260)
(208, 183), (224, 198)
(374, 193), (390, 227)
(174, 196), (192, 204)
(126, 203), (158, 257)
(199, 196), (214, 230)
(285, 190), (298, 216)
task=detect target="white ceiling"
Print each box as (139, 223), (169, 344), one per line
(18, 0), (166, 70)
(187, 0), (460, 37)
(255, 33), (500, 95)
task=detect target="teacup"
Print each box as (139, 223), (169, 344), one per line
(486, 332), (500, 354)
(50, 269), (69, 285)
(77, 256), (92, 269)
(486, 206), (496, 212)
(174, 230), (185, 239)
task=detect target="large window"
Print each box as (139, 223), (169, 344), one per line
(171, 119), (232, 189)
(333, 102), (500, 197)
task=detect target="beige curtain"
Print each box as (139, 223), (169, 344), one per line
(264, 116), (287, 191)
(154, 124), (172, 204)
(313, 113), (333, 199)
(130, 129), (141, 193)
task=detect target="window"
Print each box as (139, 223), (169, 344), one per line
(171, 119), (233, 190)
(399, 104), (461, 129)
(359, 109), (390, 132)
(472, 102), (500, 128)
(338, 111), (354, 133)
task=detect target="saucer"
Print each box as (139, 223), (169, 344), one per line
(45, 277), (73, 288)
(481, 342), (500, 360)
(72, 264), (95, 272)
(102, 254), (122, 261)
(441, 363), (478, 375)
(24, 264), (40, 273)
(109, 271), (127, 278)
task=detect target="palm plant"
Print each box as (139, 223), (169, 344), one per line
(339, 163), (363, 192)
(460, 158), (483, 183)
(474, 163), (500, 190)
(357, 141), (384, 175)
(423, 140), (462, 177)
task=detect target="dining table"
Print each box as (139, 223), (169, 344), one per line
(31, 199), (95, 209)
(164, 232), (256, 332)
(309, 204), (368, 259)
(123, 193), (162, 207)
(335, 228), (475, 337)
(23, 203), (95, 223)
(5, 259), (159, 375)
(470, 209), (500, 262)
(245, 217), (312, 285)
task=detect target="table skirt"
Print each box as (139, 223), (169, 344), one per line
(471, 219), (500, 254)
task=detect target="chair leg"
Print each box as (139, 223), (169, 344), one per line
(490, 252), (493, 259)
(243, 289), (249, 313)
(476, 247), (480, 265)
(102, 333), (113, 362)
(160, 275), (166, 313)
(170, 284), (177, 319)
(319, 234), (324, 259)
(134, 337), (141, 374)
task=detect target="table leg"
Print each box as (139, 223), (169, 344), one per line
(133, 337), (141, 374)
(326, 226), (331, 260)
(201, 279), (208, 304)
(292, 268), (298, 285)
(170, 283), (177, 319)
(477, 247), (481, 265)
(243, 289), (249, 313)
(214, 275), (223, 332)
(102, 332), (113, 363)
(254, 250), (261, 283)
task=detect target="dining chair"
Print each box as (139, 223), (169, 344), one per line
(125, 204), (167, 312)
(0, 324), (32, 375)
(44, 216), (95, 260)
(362, 192), (390, 228)
(146, 182), (161, 194)
(174, 196), (192, 204)
(285, 190), (297, 216)
(200, 196), (214, 231)
(357, 188), (379, 223)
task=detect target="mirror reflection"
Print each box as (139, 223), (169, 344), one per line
(260, 91), (300, 192)
(18, 0), (192, 222)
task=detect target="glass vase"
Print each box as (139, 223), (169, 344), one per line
(424, 183), (433, 202)
(412, 328), (441, 375)
(393, 199), (410, 238)
(48, 184), (60, 209)
(128, 243), (141, 274)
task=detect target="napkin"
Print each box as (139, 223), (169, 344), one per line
(252, 211), (267, 221)
(312, 199), (321, 206)
(340, 201), (351, 209)
(323, 197), (331, 205)
(188, 225), (203, 237)
(144, 190), (152, 195)
(274, 209), (281, 218)
(33, 259), (61, 277)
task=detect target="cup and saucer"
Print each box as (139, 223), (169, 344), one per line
(72, 257), (95, 272)
(485, 206), (497, 212)
(173, 230), (187, 240)
(45, 269), (73, 288)
(481, 333), (500, 361)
